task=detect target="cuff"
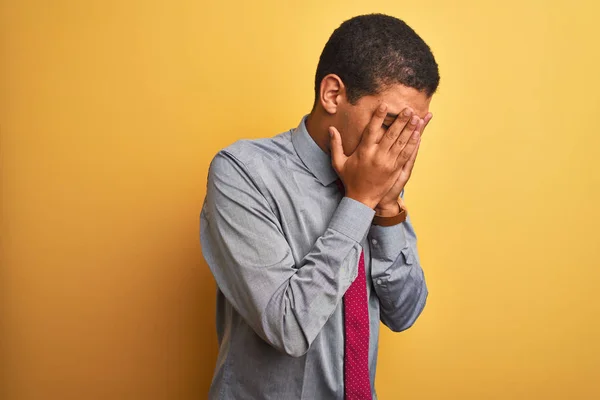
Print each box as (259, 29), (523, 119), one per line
(369, 223), (407, 262)
(329, 197), (375, 243)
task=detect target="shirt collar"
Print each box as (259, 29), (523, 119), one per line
(292, 115), (339, 186)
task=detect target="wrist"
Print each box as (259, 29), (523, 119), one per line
(374, 202), (401, 217)
(345, 192), (379, 210)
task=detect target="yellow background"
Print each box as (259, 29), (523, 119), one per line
(1, 0), (599, 399)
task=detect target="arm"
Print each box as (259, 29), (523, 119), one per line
(364, 108), (433, 332)
(200, 151), (374, 357)
(369, 208), (428, 332)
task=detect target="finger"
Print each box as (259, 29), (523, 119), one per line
(390, 114), (421, 158)
(328, 126), (348, 173)
(395, 120), (423, 168)
(378, 107), (413, 151)
(420, 112), (433, 137)
(360, 103), (388, 146)
(402, 136), (421, 173)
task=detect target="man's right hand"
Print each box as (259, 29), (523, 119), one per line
(329, 103), (423, 209)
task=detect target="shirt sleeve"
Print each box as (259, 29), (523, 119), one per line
(369, 206), (428, 332)
(200, 150), (375, 357)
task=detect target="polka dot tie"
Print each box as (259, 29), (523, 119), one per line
(336, 180), (372, 399)
(343, 250), (372, 400)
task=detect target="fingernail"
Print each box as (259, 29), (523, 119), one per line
(410, 116), (419, 125)
(379, 103), (387, 112)
(328, 127), (334, 137)
(403, 109), (412, 116)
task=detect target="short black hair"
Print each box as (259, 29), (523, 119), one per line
(314, 14), (440, 104)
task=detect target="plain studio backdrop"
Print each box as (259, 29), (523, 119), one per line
(1, 0), (599, 399)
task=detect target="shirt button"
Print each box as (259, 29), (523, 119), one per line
(371, 239), (378, 245)
(376, 279), (383, 285)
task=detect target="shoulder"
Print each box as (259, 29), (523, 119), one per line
(209, 130), (294, 180)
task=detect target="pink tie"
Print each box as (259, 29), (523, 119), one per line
(337, 180), (372, 399)
(344, 250), (372, 399)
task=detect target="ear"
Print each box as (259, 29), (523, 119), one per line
(318, 74), (346, 115)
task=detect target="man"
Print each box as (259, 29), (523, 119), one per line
(200, 13), (439, 400)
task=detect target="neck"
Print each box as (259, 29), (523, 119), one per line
(305, 108), (333, 155)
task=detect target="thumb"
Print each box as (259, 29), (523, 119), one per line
(328, 126), (347, 173)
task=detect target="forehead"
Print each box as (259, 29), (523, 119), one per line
(359, 84), (432, 119)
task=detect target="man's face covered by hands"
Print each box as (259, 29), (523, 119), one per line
(335, 83), (432, 157)
(322, 74), (435, 213)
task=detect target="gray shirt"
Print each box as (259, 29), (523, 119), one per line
(200, 116), (428, 400)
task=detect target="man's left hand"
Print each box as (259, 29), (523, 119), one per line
(375, 112), (433, 217)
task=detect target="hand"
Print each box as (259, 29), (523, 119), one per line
(375, 112), (433, 216)
(329, 103), (423, 209)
